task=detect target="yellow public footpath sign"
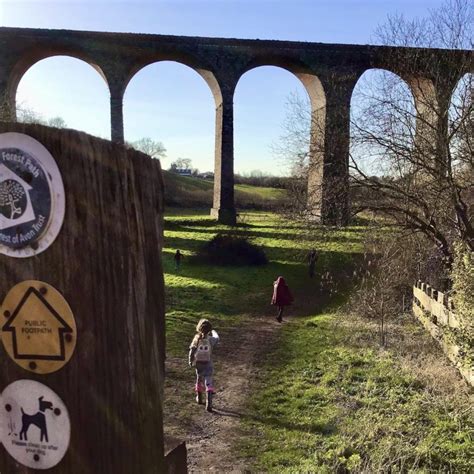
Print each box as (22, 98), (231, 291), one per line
(1, 280), (76, 374)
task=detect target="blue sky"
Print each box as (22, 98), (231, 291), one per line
(1, 0), (444, 175)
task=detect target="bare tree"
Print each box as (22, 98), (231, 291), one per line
(350, 0), (473, 263)
(278, 0), (473, 265)
(273, 93), (312, 216)
(15, 103), (68, 129)
(48, 116), (67, 128)
(128, 137), (167, 160)
(169, 158), (192, 172)
(176, 157), (192, 169)
(16, 103), (46, 124)
(349, 231), (405, 346)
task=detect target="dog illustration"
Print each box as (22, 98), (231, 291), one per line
(19, 396), (53, 442)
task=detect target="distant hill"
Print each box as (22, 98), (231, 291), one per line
(162, 171), (288, 210)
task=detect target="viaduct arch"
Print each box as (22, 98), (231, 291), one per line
(0, 27), (472, 225)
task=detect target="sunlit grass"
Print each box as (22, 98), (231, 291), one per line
(235, 183), (287, 200)
(239, 310), (473, 473)
(163, 209), (363, 354)
(163, 209), (471, 472)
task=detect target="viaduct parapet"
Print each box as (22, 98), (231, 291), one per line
(0, 27), (472, 224)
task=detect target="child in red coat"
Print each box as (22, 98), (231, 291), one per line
(271, 276), (294, 323)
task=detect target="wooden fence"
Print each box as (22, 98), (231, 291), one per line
(413, 281), (473, 387)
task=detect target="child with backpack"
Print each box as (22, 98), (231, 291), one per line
(188, 319), (220, 412)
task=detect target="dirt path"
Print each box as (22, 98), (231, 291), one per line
(162, 275), (329, 473)
(163, 315), (281, 473)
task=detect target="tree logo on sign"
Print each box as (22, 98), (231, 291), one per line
(0, 179), (27, 220)
(0, 134), (65, 257)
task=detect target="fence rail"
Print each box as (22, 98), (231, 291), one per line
(412, 281), (473, 387)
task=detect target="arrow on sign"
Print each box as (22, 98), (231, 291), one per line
(2, 286), (73, 360)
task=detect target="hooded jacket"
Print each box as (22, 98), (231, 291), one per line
(271, 276), (294, 306)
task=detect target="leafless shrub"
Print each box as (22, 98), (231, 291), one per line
(347, 226), (447, 346)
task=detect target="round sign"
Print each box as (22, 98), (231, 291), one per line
(1, 281), (77, 374)
(0, 132), (65, 257)
(0, 380), (71, 469)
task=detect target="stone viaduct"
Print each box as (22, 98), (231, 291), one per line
(0, 27), (472, 224)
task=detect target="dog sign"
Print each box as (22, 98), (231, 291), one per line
(0, 379), (70, 469)
(0, 132), (65, 258)
(1, 280), (77, 374)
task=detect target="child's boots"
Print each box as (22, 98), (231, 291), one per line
(196, 392), (204, 405)
(195, 382), (205, 405)
(206, 391), (213, 412)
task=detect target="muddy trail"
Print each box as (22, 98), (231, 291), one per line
(164, 314), (279, 472)
(163, 282), (331, 473)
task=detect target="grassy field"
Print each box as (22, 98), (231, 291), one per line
(163, 209), (473, 473)
(234, 183), (287, 200)
(162, 172), (288, 209)
(163, 208), (361, 353)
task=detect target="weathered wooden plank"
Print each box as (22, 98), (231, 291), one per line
(413, 285), (472, 387)
(447, 309), (460, 329)
(0, 123), (166, 473)
(414, 285), (461, 329)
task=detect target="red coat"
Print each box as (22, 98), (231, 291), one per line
(271, 276), (294, 306)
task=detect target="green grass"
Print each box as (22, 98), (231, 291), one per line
(162, 172), (288, 209)
(163, 209), (473, 472)
(164, 172), (286, 199)
(234, 183), (287, 200)
(163, 171), (213, 192)
(163, 209), (361, 354)
(239, 310), (473, 472)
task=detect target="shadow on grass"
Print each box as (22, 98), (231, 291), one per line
(165, 226), (312, 241)
(164, 210), (365, 355)
(212, 408), (241, 418)
(164, 235), (362, 264)
(165, 226), (365, 246)
(165, 218), (224, 229)
(212, 403), (337, 436)
(165, 215), (364, 235)
(164, 223), (365, 267)
(164, 247), (363, 322)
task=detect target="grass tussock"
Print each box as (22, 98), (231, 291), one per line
(197, 233), (268, 266)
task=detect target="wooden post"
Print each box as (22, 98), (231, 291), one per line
(0, 123), (166, 473)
